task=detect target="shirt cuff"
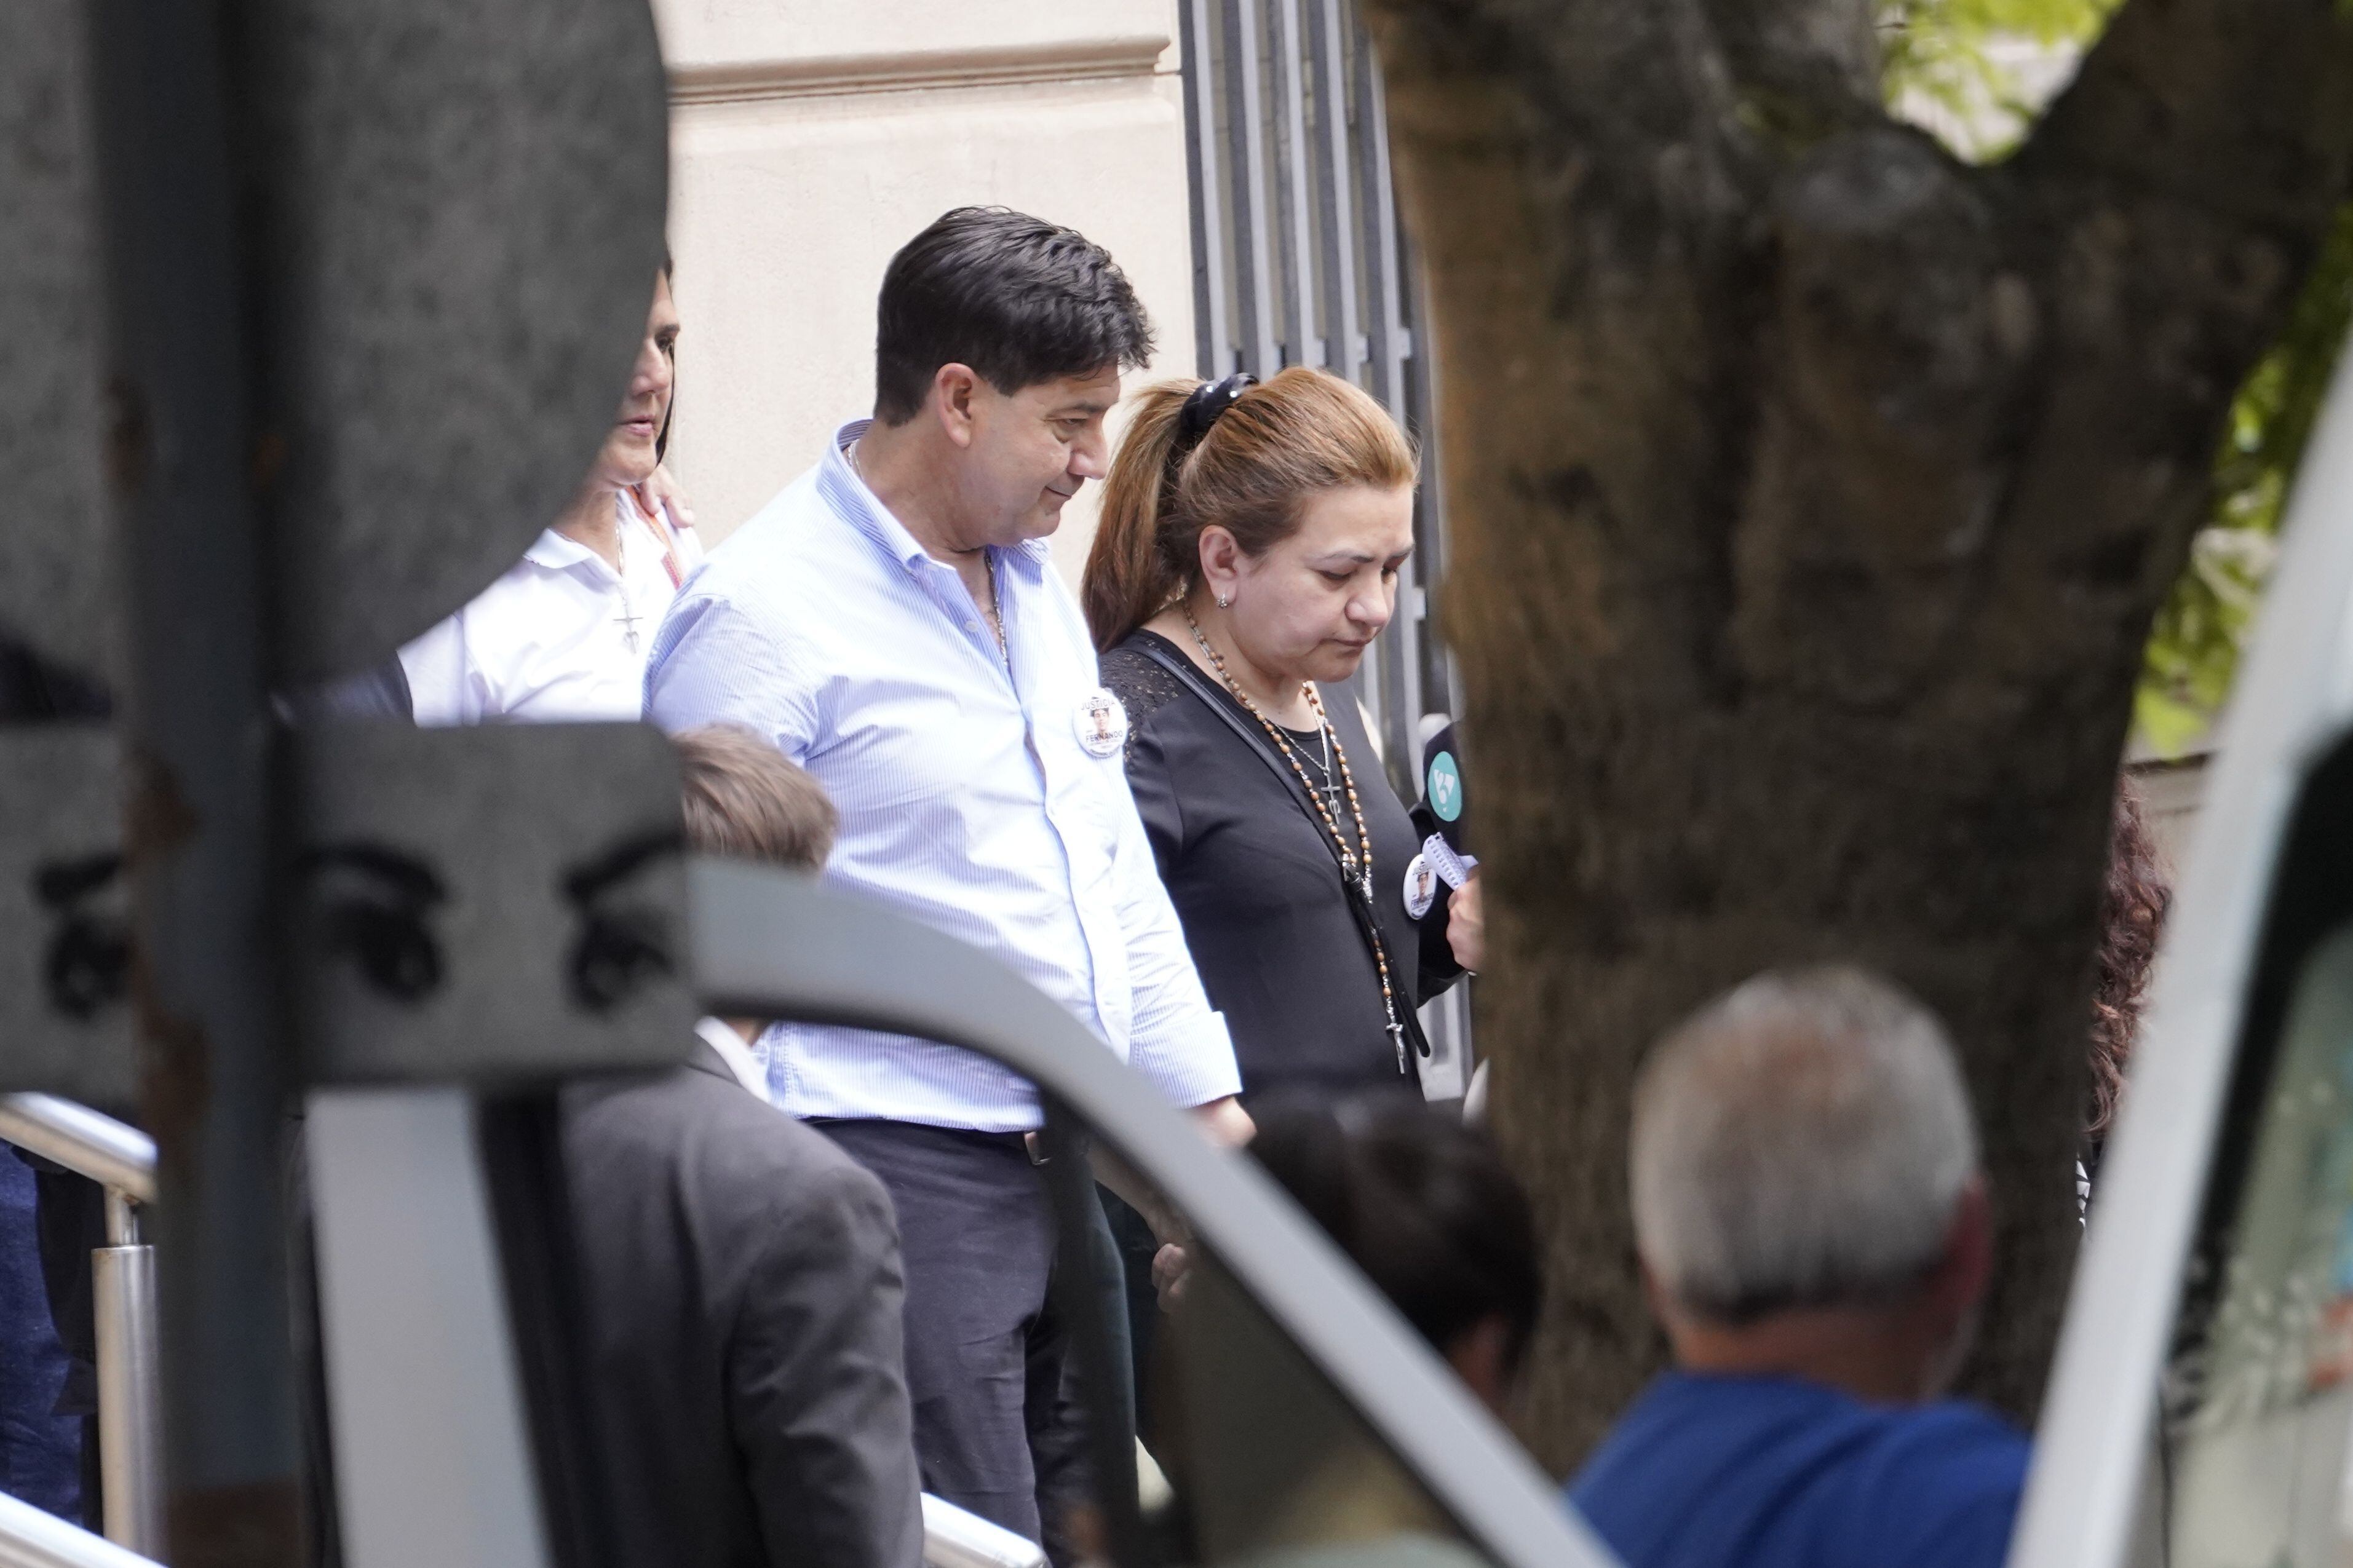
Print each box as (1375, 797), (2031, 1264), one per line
(1133, 1010), (1244, 1109)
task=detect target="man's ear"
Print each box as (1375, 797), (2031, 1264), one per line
(932, 363), (980, 449)
(1443, 1315), (1519, 1419)
(1928, 1175), (1994, 1322)
(1637, 1256), (1669, 1323)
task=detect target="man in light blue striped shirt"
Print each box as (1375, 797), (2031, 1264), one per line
(645, 208), (1245, 1557)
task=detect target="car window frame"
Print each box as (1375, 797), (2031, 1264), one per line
(688, 856), (1617, 1568)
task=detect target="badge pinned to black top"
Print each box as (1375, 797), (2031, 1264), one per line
(1405, 717), (1477, 921)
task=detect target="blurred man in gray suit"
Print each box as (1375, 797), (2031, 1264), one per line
(563, 724), (922, 1568)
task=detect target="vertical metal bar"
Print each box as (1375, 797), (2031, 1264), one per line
(1405, 258), (1460, 726)
(1355, 20), (1409, 414)
(1180, 0), (1236, 379)
(1271, 0), (1320, 368)
(1308, 0), (1363, 386)
(103, 1186), (138, 1249)
(1355, 630), (1386, 743)
(93, 1207), (165, 1557)
(476, 1093), (622, 1568)
(306, 1089), (553, 1568)
(1337, 10), (1476, 1076)
(1353, 9), (1421, 781)
(82, 0), (303, 1556)
(1222, 0), (1282, 376)
(1373, 573), (1422, 794)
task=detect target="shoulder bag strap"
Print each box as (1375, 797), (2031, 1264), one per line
(1133, 639), (1431, 1063)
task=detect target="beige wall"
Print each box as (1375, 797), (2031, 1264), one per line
(651, 0), (1194, 588)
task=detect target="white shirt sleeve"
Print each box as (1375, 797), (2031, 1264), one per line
(397, 611), (488, 728)
(644, 592), (820, 761)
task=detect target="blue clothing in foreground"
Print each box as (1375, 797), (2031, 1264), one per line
(0, 1151), (80, 1522)
(1568, 1371), (2030, 1568)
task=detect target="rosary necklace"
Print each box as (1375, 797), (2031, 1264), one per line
(1183, 604), (1407, 1066)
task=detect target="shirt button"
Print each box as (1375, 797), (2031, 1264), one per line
(965, 620), (978, 632)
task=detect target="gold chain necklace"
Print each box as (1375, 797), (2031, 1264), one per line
(1182, 605), (1407, 1066)
(853, 434), (1009, 667)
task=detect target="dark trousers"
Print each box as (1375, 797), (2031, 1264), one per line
(816, 1120), (1100, 1559)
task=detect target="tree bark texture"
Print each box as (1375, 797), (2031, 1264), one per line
(1360, 0), (2353, 1471)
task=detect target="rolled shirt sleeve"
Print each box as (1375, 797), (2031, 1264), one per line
(645, 590), (820, 761)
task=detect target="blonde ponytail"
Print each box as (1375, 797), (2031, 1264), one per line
(1082, 367), (1418, 652)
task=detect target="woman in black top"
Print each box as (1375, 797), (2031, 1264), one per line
(1082, 367), (1483, 1105)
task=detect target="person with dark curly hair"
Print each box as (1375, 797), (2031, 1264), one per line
(2082, 778), (2172, 1197)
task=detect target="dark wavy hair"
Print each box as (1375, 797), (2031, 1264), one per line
(1248, 1096), (1541, 1374)
(2087, 778), (2170, 1141)
(873, 207), (1153, 425)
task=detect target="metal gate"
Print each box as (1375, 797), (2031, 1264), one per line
(1176, 0), (1475, 1097)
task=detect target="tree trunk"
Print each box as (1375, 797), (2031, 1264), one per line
(1360, 0), (2353, 1471)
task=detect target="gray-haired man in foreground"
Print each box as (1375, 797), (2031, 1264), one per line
(1568, 966), (2032, 1568)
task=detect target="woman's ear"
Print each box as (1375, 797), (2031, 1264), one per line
(1197, 525), (1244, 603)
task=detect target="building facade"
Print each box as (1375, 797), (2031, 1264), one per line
(650, 0), (1196, 593)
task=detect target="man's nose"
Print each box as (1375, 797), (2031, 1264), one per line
(1068, 429), (1109, 481)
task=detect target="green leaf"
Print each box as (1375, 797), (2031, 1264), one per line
(2135, 206), (2353, 757)
(1879, 0), (2123, 160)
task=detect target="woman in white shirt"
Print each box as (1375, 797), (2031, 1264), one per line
(402, 268), (702, 725)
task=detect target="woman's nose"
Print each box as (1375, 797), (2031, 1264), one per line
(632, 337), (672, 398)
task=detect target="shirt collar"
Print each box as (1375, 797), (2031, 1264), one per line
(824, 419), (930, 572)
(520, 528), (595, 571)
(694, 1016), (769, 1099)
(520, 492), (627, 572)
(823, 418), (1059, 580)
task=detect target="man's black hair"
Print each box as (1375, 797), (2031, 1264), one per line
(873, 207), (1154, 425)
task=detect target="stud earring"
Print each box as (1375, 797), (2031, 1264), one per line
(1216, 594), (1230, 609)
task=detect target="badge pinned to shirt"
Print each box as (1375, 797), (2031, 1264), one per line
(1402, 833), (1478, 920)
(1075, 687), (1129, 758)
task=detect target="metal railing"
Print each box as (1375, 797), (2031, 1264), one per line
(0, 1489), (156, 1568)
(0, 1098), (162, 1558)
(1178, 0), (1454, 776)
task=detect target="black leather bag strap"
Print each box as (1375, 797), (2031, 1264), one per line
(1134, 639), (1432, 1063)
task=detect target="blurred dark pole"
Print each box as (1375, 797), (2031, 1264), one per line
(82, 0), (302, 1559)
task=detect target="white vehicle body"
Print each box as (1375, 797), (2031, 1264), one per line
(2015, 351), (2353, 1568)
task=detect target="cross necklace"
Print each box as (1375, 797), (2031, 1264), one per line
(610, 520), (644, 652)
(1293, 724), (1346, 818)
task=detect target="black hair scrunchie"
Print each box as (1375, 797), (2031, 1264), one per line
(1178, 372), (1257, 447)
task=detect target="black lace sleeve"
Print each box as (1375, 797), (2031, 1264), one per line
(1100, 643), (1186, 768)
